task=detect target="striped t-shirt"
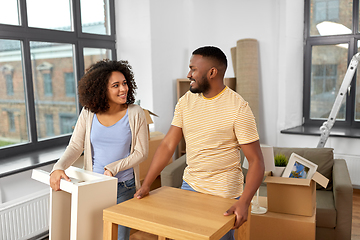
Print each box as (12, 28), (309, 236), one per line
(171, 86), (259, 198)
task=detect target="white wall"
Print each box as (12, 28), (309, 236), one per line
(149, 1), (192, 135)
(115, 0), (154, 113)
(116, 0), (360, 186)
(116, 0), (282, 141)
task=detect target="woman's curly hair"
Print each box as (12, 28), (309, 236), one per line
(78, 59), (137, 113)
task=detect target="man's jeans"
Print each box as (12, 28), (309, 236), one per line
(181, 180), (238, 240)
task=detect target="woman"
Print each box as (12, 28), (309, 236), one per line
(49, 59), (148, 240)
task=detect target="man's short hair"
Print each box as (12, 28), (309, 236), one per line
(192, 46), (227, 68)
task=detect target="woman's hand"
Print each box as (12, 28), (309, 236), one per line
(104, 169), (113, 177)
(49, 170), (70, 191)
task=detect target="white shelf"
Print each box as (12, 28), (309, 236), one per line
(32, 166), (118, 240)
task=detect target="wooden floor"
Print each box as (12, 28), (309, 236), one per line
(130, 189), (360, 240)
(353, 189), (360, 240)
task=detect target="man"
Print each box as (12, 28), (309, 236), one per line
(134, 46), (264, 240)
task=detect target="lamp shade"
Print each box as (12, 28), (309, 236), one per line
(242, 144), (274, 215)
(242, 144), (275, 172)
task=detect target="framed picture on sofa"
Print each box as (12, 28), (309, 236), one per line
(282, 153), (318, 179)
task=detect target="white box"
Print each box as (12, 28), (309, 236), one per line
(32, 166), (117, 240)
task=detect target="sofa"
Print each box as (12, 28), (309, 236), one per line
(160, 147), (353, 240)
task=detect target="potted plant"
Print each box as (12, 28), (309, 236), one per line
(273, 154), (288, 177)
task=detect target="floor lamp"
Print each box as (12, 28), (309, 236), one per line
(242, 144), (275, 214)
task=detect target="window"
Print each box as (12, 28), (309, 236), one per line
(36, 61), (53, 96)
(314, 0), (339, 23)
(0, 0), (19, 26)
(45, 114), (54, 137)
(64, 72), (76, 96)
(1, 64), (14, 95)
(80, 0), (111, 35)
(27, 0), (72, 31)
(304, 0), (360, 128)
(84, 47), (112, 70)
(43, 73), (53, 96)
(0, 0), (116, 158)
(59, 114), (77, 135)
(312, 64), (337, 96)
(309, 0), (351, 37)
(5, 74), (14, 95)
(0, 40), (29, 145)
(8, 111), (15, 132)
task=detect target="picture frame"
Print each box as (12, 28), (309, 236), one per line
(282, 153), (318, 179)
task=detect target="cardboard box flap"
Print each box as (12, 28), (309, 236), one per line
(264, 176), (311, 187)
(312, 171), (329, 188)
(147, 109), (159, 118)
(143, 109), (159, 125)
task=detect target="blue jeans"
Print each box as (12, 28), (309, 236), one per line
(117, 178), (136, 240)
(181, 180), (238, 240)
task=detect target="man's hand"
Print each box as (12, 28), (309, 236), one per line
(134, 185), (150, 199)
(223, 200), (249, 229)
(225, 140), (263, 229)
(49, 170), (70, 191)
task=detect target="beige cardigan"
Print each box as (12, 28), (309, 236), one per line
(52, 104), (149, 190)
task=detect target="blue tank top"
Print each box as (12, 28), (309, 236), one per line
(91, 110), (133, 182)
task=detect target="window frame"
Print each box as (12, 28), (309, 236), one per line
(0, 0), (117, 159)
(303, 0), (360, 129)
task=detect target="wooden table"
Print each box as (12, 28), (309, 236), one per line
(103, 186), (250, 240)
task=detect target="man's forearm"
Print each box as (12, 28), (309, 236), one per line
(142, 143), (175, 188)
(241, 159), (265, 205)
(141, 125), (183, 189)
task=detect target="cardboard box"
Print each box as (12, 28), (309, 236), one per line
(224, 77), (236, 91)
(139, 131), (172, 181)
(249, 196), (315, 240)
(143, 109), (159, 138)
(251, 205), (315, 239)
(265, 171), (328, 217)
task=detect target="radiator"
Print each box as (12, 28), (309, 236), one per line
(334, 153), (360, 188)
(0, 189), (49, 240)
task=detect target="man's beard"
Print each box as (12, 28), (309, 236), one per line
(189, 74), (210, 94)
